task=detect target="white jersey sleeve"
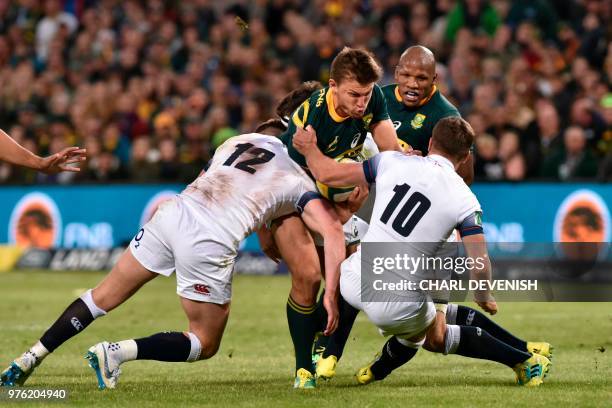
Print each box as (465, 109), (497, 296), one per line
(362, 151), (398, 184)
(455, 188), (483, 237)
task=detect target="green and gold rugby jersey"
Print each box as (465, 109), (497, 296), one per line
(382, 84), (459, 154)
(280, 84), (389, 167)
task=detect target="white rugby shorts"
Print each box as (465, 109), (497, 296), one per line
(129, 195), (233, 304)
(340, 258), (435, 339)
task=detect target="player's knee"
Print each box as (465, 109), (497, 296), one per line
(422, 323), (446, 352)
(292, 269), (321, 290)
(290, 267), (321, 301)
(422, 335), (445, 352)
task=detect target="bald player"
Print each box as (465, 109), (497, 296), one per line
(372, 45), (472, 183)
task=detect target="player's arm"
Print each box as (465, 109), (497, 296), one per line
(368, 85), (401, 152)
(297, 194), (346, 335)
(333, 185), (369, 223)
(293, 125), (367, 186)
(0, 129), (86, 174)
(457, 151), (474, 185)
(459, 212), (497, 315)
(370, 119), (402, 152)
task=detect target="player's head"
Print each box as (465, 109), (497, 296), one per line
(429, 117), (474, 167)
(255, 81), (323, 137)
(254, 119), (286, 137)
(276, 81), (323, 119)
(329, 47), (383, 119)
(395, 45), (437, 108)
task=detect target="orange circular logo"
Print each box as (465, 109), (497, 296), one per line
(553, 190), (610, 261)
(9, 193), (62, 249)
(554, 190), (610, 243)
(559, 199), (605, 242)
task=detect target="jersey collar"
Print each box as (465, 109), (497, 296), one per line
(326, 88), (350, 122)
(394, 85), (403, 102)
(394, 85), (438, 107)
(428, 154), (454, 170)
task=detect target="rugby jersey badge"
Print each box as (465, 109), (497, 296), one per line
(410, 113), (426, 129)
(325, 135), (339, 153)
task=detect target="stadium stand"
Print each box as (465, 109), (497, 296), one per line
(0, 0), (609, 183)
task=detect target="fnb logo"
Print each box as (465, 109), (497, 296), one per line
(194, 284), (210, 295)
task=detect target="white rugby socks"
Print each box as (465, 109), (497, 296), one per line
(108, 340), (138, 364)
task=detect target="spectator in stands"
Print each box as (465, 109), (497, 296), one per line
(35, 0), (78, 62)
(598, 94), (612, 154)
(153, 112), (180, 142)
(445, 0), (500, 45)
(498, 129), (527, 181)
(523, 101), (563, 177)
(129, 137), (159, 183)
(505, 0), (559, 42)
(157, 138), (181, 181)
(376, 16), (408, 75)
(179, 116), (209, 182)
(86, 149), (125, 182)
(474, 133), (502, 180)
(570, 98), (607, 149)
(596, 93), (612, 181)
(541, 126), (598, 180)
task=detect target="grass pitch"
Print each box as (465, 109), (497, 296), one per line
(1, 271), (611, 407)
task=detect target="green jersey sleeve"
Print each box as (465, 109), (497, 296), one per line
(369, 84), (390, 126)
(280, 89), (325, 167)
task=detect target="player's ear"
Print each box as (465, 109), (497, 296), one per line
(329, 78), (337, 89)
(432, 73), (437, 83)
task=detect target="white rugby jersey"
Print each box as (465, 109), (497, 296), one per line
(181, 133), (318, 247)
(362, 151), (482, 243)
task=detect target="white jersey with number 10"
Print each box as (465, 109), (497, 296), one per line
(363, 151), (481, 244)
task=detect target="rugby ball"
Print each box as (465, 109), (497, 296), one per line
(316, 157), (356, 202)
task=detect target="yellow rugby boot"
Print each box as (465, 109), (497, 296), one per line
(315, 355), (337, 380)
(293, 368), (316, 389)
(527, 342), (553, 359)
(513, 353), (551, 387)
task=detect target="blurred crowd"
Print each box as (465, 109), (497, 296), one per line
(0, 0), (609, 184)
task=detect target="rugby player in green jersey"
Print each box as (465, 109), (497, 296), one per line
(381, 45), (473, 184)
(280, 48), (400, 166)
(260, 47), (401, 388)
